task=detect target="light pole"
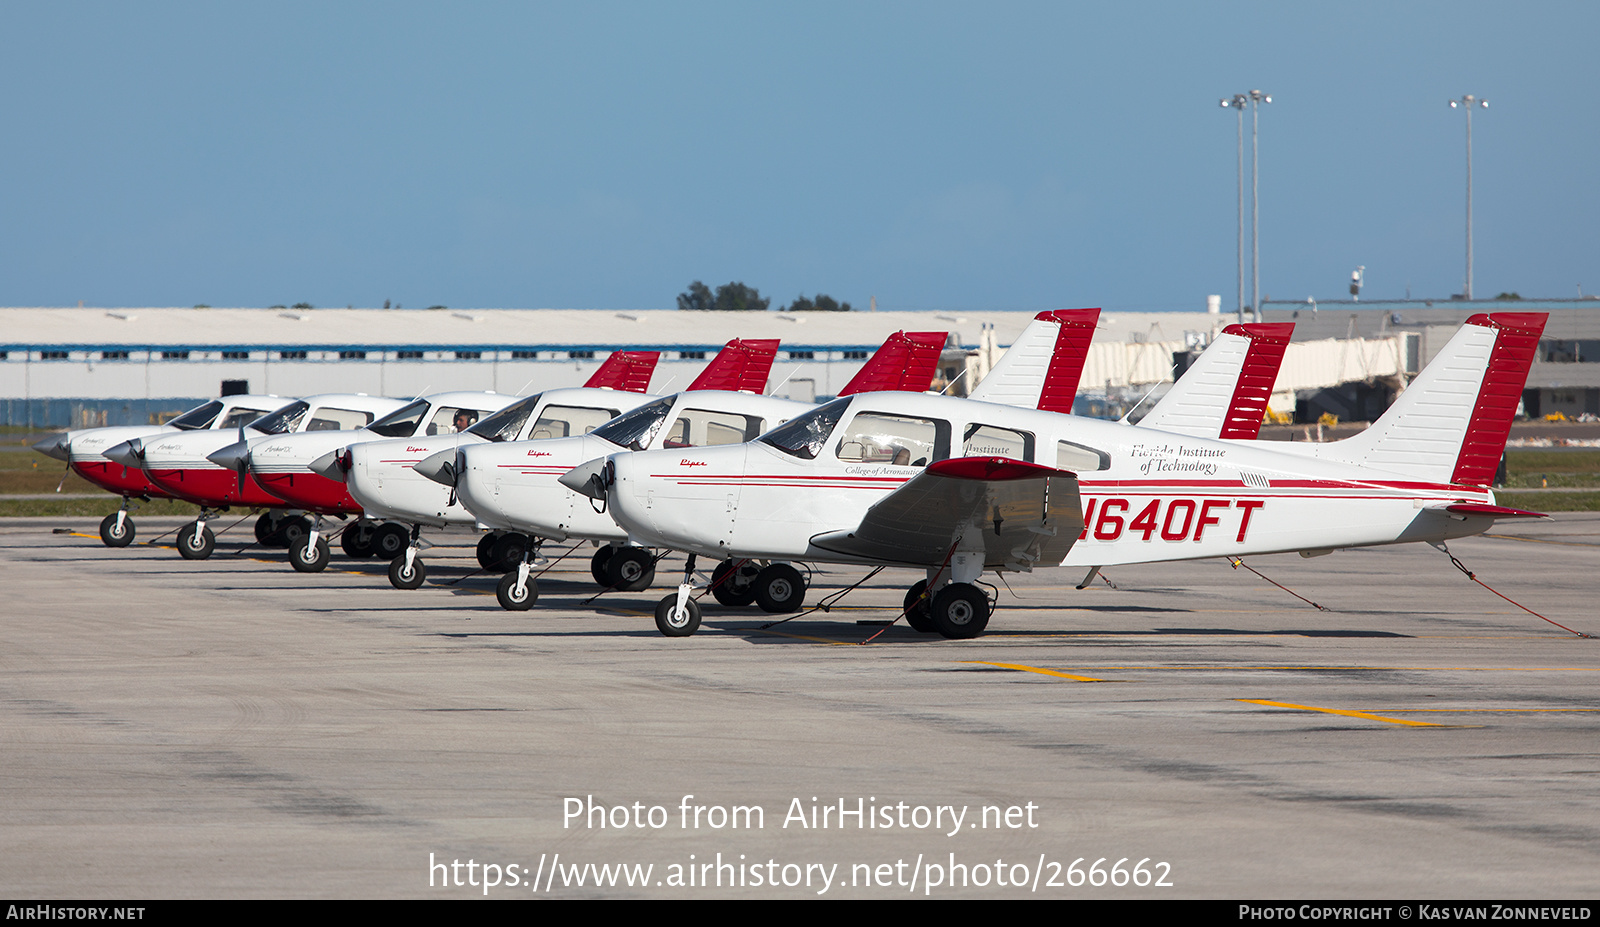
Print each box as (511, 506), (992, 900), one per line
(1221, 90), (1269, 321)
(1449, 94), (1488, 299)
(1220, 94), (1248, 323)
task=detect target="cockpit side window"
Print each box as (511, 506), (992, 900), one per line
(528, 405), (622, 441)
(220, 407), (274, 428)
(962, 423), (1033, 462)
(307, 407), (374, 431)
(1056, 440), (1110, 472)
(660, 409), (764, 449)
(835, 412), (948, 468)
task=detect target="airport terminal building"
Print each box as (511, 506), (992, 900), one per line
(2, 300), (1595, 428)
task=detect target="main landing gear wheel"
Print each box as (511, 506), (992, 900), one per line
(654, 594), (702, 637)
(99, 513), (135, 548)
(710, 559), (758, 607)
(929, 583), (990, 639)
(388, 555), (426, 590)
(590, 546), (615, 585)
(254, 513), (278, 545)
(177, 522), (215, 560)
(475, 534), (499, 570)
(754, 563), (805, 613)
(496, 571), (537, 610)
(371, 523), (409, 560)
(486, 533), (529, 573)
(606, 547), (655, 592)
(276, 515), (311, 549)
(289, 535), (332, 573)
(340, 522), (376, 558)
(903, 580), (935, 632)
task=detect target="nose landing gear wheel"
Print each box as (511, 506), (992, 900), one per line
(496, 571), (538, 610)
(388, 555), (426, 589)
(929, 583), (990, 639)
(289, 535), (332, 573)
(177, 522), (215, 560)
(754, 564), (805, 613)
(709, 559), (758, 607)
(654, 595), (702, 636)
(903, 580), (935, 632)
(100, 513), (135, 548)
(606, 547), (655, 592)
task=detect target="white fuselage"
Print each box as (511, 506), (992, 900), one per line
(455, 390), (812, 542)
(344, 387), (661, 528)
(602, 393), (1495, 570)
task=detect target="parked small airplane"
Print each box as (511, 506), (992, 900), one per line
(570, 312), (1545, 638)
(318, 343), (771, 589)
(435, 330), (948, 610)
(208, 390), (521, 572)
(102, 394), (407, 559)
(32, 394), (287, 547)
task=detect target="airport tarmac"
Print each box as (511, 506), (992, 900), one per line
(1, 514), (1596, 899)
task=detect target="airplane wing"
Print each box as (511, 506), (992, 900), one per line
(808, 457), (1084, 571)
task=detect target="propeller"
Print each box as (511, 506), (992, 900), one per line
(102, 438), (146, 468)
(32, 433), (70, 461)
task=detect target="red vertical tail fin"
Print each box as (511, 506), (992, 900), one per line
(687, 338), (781, 393)
(838, 331), (948, 396)
(968, 308), (1100, 412)
(583, 351), (661, 392)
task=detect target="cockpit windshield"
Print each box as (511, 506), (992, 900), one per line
(250, 400), (310, 435)
(590, 396), (676, 451)
(759, 397), (850, 459)
(167, 401), (223, 430)
(468, 393), (543, 443)
(366, 399), (431, 438)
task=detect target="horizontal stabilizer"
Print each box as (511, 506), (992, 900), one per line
(1441, 502), (1548, 520)
(688, 339), (781, 394)
(839, 331), (947, 396)
(584, 351), (661, 392)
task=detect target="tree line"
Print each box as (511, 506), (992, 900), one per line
(677, 281), (852, 312)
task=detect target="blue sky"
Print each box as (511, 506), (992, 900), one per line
(3, 1), (1595, 311)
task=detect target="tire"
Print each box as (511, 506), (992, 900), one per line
(654, 594), (702, 637)
(606, 547), (655, 592)
(276, 516), (311, 549)
(710, 559), (757, 607)
(388, 554), (426, 590)
(488, 533), (529, 572)
(289, 535), (331, 573)
(340, 522), (375, 558)
(370, 523), (409, 559)
(476, 533), (499, 570)
(254, 513), (278, 545)
(754, 563), (805, 613)
(590, 546), (615, 586)
(903, 580), (935, 632)
(99, 512), (135, 548)
(929, 583), (990, 639)
(496, 571), (537, 610)
(177, 522), (215, 560)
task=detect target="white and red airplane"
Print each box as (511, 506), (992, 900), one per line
(208, 390), (523, 572)
(32, 393), (288, 547)
(103, 393), (408, 559)
(439, 330), (948, 610)
(571, 312), (1546, 638)
(319, 344), (772, 589)
(555, 311), (1291, 618)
